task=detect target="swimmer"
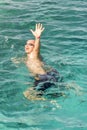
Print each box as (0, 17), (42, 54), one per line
(23, 23), (61, 100)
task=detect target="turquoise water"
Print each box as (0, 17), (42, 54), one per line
(0, 0), (87, 130)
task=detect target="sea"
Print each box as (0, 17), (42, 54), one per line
(0, 0), (87, 130)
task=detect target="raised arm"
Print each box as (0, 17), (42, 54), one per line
(30, 23), (44, 54)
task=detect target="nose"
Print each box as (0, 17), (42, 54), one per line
(25, 44), (29, 49)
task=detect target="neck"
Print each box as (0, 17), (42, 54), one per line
(26, 52), (40, 61)
(26, 53), (32, 60)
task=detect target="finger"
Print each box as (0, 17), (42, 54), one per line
(41, 27), (45, 32)
(37, 23), (38, 29)
(40, 24), (43, 29)
(30, 29), (34, 34)
(36, 24), (38, 30)
(38, 23), (40, 29)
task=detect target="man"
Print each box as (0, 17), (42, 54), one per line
(23, 23), (60, 100)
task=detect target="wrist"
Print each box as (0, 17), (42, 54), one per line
(36, 36), (40, 39)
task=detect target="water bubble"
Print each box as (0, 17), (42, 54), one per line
(11, 44), (14, 49)
(5, 36), (8, 42)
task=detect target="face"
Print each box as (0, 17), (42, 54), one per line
(25, 40), (35, 54)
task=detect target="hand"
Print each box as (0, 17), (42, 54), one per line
(30, 23), (45, 38)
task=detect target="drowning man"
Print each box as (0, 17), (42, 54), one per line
(23, 23), (61, 100)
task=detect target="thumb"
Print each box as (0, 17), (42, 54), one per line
(30, 29), (35, 36)
(30, 29), (34, 33)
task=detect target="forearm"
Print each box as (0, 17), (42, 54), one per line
(34, 37), (40, 52)
(30, 23), (44, 53)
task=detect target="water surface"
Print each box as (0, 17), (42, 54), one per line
(0, 0), (87, 130)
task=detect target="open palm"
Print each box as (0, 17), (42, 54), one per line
(30, 23), (44, 38)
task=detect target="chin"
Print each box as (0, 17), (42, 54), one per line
(25, 51), (29, 54)
(26, 51), (32, 54)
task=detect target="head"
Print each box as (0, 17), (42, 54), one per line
(25, 40), (35, 54)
